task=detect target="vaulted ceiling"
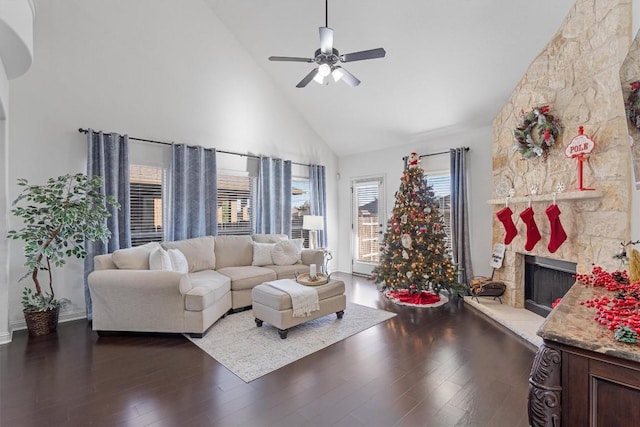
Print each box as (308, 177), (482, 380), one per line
(204, 0), (576, 156)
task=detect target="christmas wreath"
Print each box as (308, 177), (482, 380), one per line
(513, 105), (562, 160)
(625, 81), (640, 130)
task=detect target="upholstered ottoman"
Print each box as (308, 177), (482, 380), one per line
(251, 279), (346, 339)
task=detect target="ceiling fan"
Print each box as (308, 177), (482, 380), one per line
(268, 0), (386, 88)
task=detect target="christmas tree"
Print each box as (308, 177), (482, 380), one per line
(372, 153), (460, 298)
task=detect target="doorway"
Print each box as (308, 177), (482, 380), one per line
(351, 176), (385, 276)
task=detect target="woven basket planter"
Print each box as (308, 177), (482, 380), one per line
(23, 306), (60, 337)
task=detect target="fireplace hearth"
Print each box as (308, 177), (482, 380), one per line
(524, 255), (576, 317)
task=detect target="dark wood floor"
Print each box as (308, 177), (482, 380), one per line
(1, 273), (535, 427)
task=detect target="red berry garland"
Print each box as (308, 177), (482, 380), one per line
(577, 265), (640, 343)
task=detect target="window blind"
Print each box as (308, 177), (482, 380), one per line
(130, 165), (164, 246)
(217, 174), (255, 235)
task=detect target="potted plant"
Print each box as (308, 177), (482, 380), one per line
(7, 173), (118, 336)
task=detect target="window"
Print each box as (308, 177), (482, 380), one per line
(424, 173), (452, 254)
(217, 174), (255, 235)
(130, 165), (165, 246)
(355, 182), (380, 264)
(291, 177), (310, 245)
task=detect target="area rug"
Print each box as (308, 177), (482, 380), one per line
(186, 302), (396, 382)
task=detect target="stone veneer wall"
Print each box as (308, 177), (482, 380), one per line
(491, 0), (632, 307)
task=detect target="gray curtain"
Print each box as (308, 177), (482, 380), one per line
(309, 164), (328, 248)
(84, 129), (131, 320)
(450, 147), (473, 287)
(167, 144), (218, 240)
(256, 156), (292, 235)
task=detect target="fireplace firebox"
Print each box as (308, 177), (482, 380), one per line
(524, 255), (576, 317)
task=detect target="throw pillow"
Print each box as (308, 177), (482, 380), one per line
(113, 242), (162, 270)
(271, 240), (300, 266)
(168, 249), (189, 274)
(252, 242), (276, 266)
(149, 247), (172, 271)
(292, 238), (305, 253)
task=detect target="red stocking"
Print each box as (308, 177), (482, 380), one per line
(519, 207), (541, 251)
(546, 204), (567, 253)
(496, 206), (518, 245)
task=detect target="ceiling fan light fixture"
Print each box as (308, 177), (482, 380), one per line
(332, 66), (344, 82)
(313, 72), (325, 85)
(318, 63), (331, 77)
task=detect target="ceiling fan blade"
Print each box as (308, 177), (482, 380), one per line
(335, 66), (360, 87)
(296, 68), (319, 88)
(340, 48), (386, 62)
(319, 27), (334, 54)
(269, 56), (314, 63)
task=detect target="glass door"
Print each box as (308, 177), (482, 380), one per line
(352, 177), (385, 276)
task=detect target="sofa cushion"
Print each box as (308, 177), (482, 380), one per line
(112, 242), (162, 270)
(214, 235), (253, 268)
(216, 266), (276, 291)
(252, 242), (276, 266)
(264, 263), (306, 279)
(162, 236), (215, 273)
(183, 270), (231, 312)
(252, 234), (288, 243)
(271, 240), (300, 266)
(149, 247), (172, 271)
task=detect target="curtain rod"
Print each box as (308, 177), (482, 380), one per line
(78, 128), (310, 167)
(401, 146), (469, 162)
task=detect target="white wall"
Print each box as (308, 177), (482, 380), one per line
(5, 0), (337, 332)
(337, 125), (494, 279)
(0, 0), (35, 343)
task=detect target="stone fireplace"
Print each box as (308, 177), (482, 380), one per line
(490, 0), (632, 308)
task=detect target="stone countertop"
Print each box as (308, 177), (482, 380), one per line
(538, 281), (640, 363)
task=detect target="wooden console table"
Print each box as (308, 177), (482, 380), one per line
(528, 281), (640, 426)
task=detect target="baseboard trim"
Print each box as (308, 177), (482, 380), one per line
(0, 330), (12, 345)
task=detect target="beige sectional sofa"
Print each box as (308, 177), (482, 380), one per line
(88, 234), (324, 337)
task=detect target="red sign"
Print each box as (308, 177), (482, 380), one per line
(565, 127), (595, 157)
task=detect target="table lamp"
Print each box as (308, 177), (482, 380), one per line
(302, 215), (324, 250)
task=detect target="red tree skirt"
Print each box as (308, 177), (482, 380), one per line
(385, 289), (448, 308)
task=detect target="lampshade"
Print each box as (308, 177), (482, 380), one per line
(302, 215), (324, 230)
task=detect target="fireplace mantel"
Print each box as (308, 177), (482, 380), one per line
(486, 189), (602, 205)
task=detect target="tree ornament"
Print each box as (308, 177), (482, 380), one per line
(406, 271), (412, 278)
(513, 105), (562, 160)
(407, 152), (420, 168)
(402, 250), (409, 260)
(401, 214), (408, 224)
(401, 233), (412, 249)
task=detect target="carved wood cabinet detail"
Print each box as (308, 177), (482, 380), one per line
(528, 340), (640, 426)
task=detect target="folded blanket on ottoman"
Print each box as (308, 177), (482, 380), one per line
(265, 279), (319, 317)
